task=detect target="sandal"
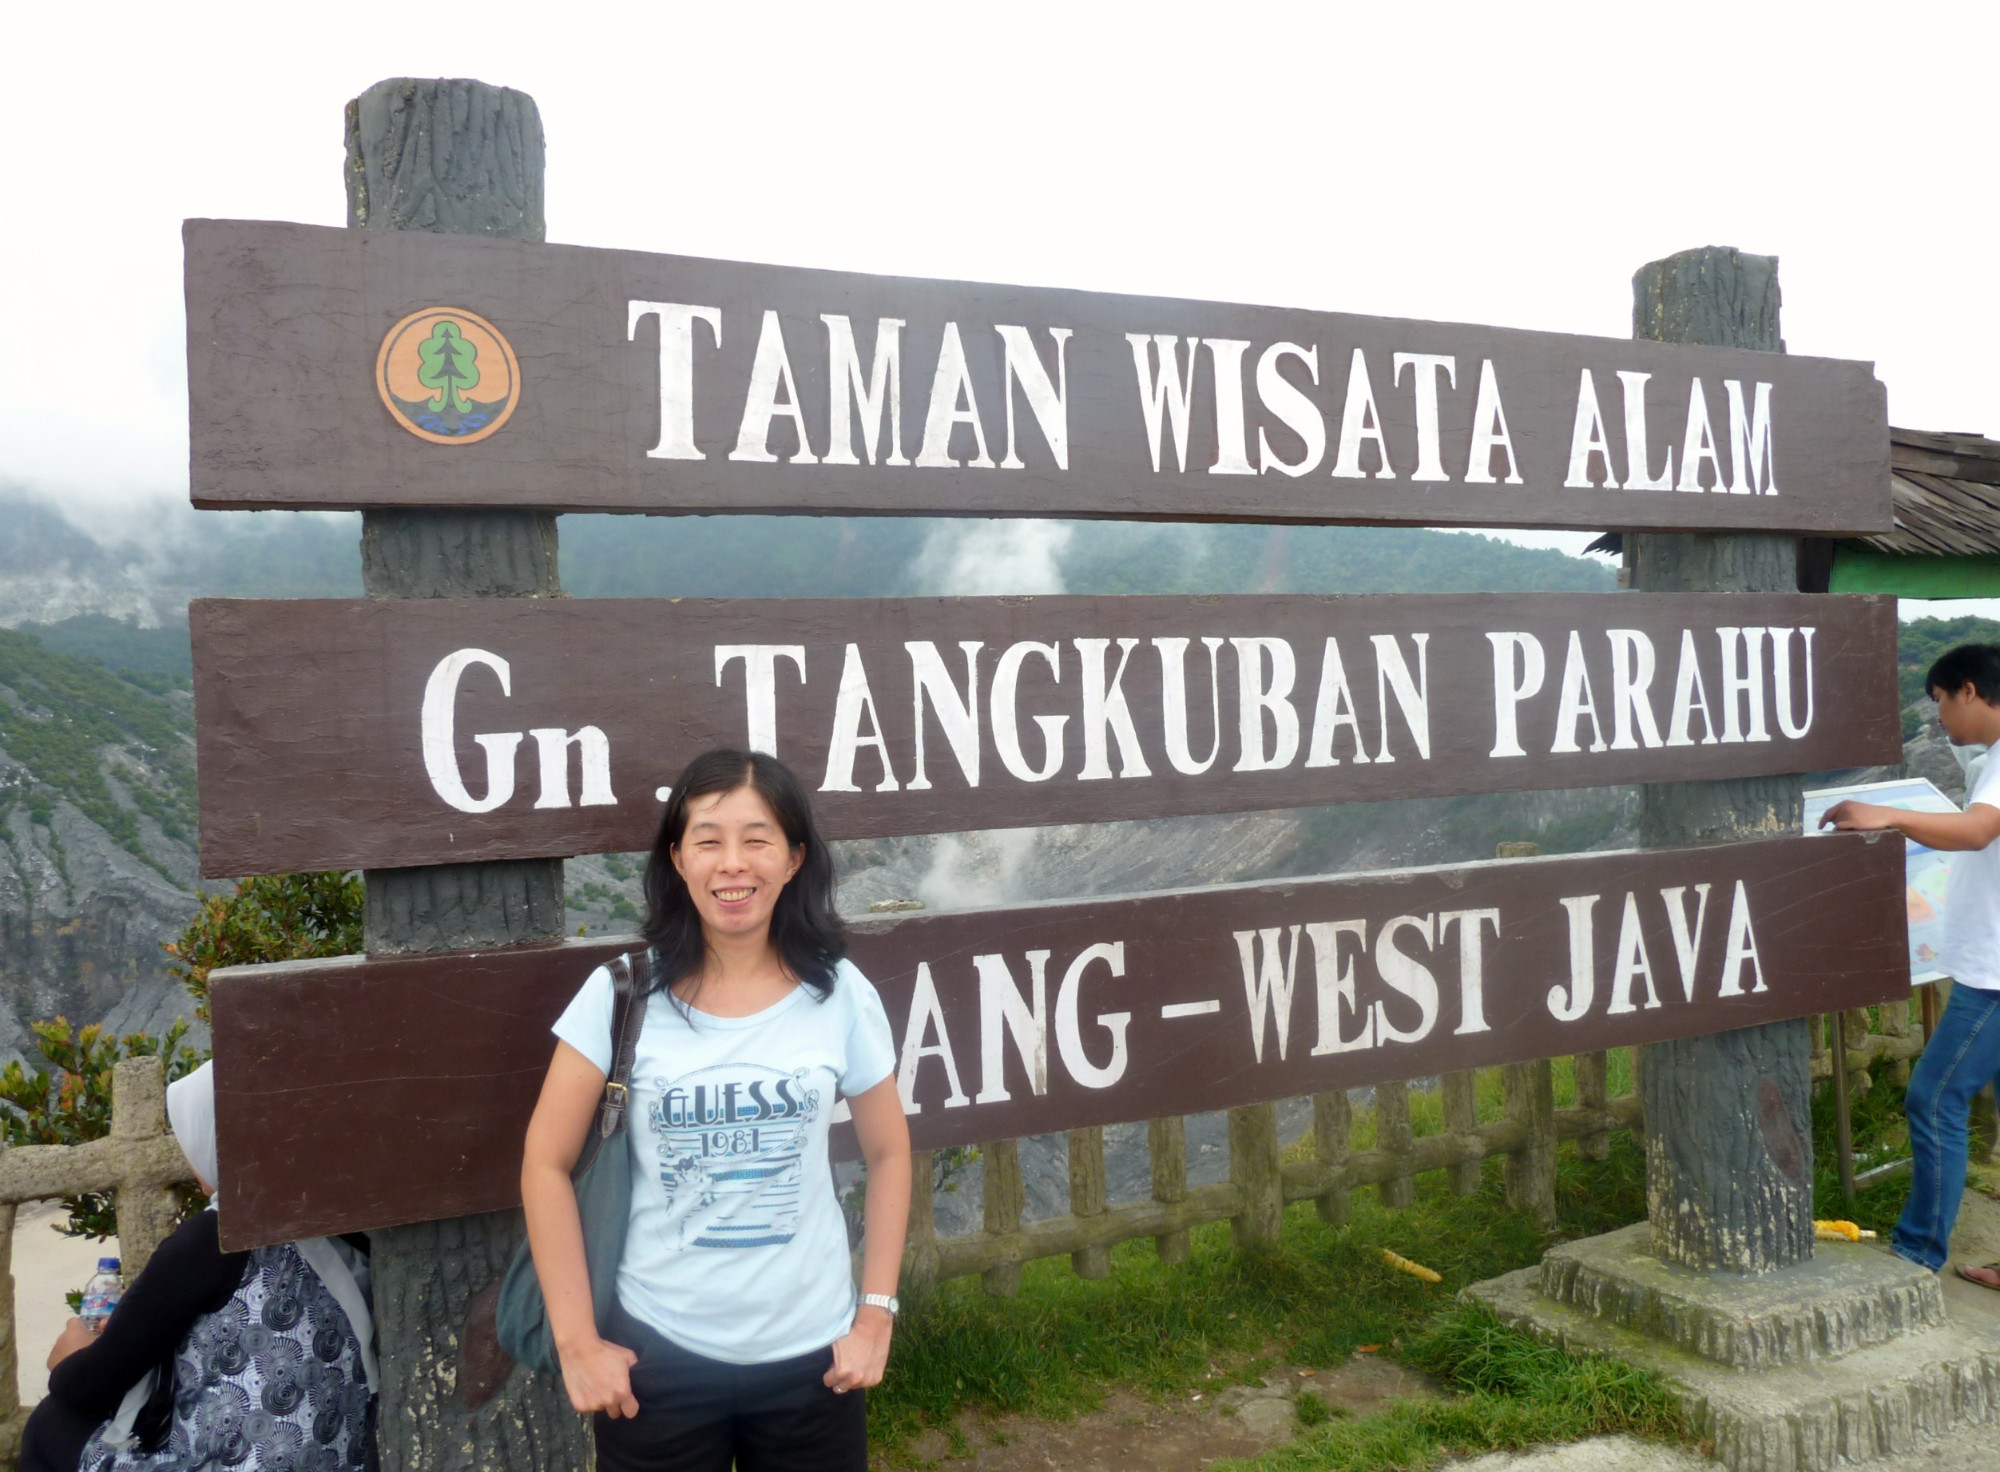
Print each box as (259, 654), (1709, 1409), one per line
(1952, 1262), (2000, 1290)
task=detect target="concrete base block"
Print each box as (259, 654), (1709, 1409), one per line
(1470, 1260), (2000, 1472)
(1539, 1223), (1944, 1370)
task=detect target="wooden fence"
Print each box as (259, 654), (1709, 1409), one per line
(0, 1009), (1939, 1466)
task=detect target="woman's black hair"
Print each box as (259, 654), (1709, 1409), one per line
(642, 748), (847, 1008)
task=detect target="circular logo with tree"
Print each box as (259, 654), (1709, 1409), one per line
(375, 307), (521, 444)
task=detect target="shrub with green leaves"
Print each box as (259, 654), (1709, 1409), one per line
(165, 870), (363, 1023)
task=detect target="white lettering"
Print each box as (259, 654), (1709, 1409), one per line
(1486, 632), (1546, 759)
(1074, 638), (1151, 780)
(1235, 925), (1302, 1063)
(1605, 892), (1661, 1014)
(1716, 627), (1770, 743)
(1055, 942), (1130, 1089)
(1678, 378), (1724, 492)
(896, 962), (970, 1114)
(1463, 359), (1522, 484)
(1256, 342), (1325, 476)
(1440, 908), (1500, 1036)
(729, 309), (818, 463)
(1725, 380), (1778, 496)
(1155, 636), (1225, 775)
(1616, 370), (1673, 491)
(1330, 348), (1396, 479)
(1231, 636), (1300, 772)
(1373, 913), (1439, 1045)
(1564, 369), (1620, 489)
(822, 315), (908, 467)
(1207, 338), (1255, 475)
(1660, 884), (1712, 1002)
(1665, 629), (1718, 747)
(1371, 633), (1432, 762)
(907, 640), (984, 789)
(1605, 630), (1663, 750)
(974, 951), (1050, 1102)
(629, 301), (720, 461)
(1306, 919), (1373, 1055)
(991, 640), (1066, 783)
(819, 644), (900, 793)
(528, 726), (615, 810)
(1127, 334), (1200, 473)
(996, 325), (1073, 470)
(1304, 637), (1371, 767)
(1549, 895), (1599, 1021)
(1551, 631), (1608, 754)
(1717, 880), (1767, 996)
(916, 323), (995, 468)
(1770, 626), (1816, 739)
(421, 649), (520, 814)
(715, 645), (806, 757)
(1393, 352), (1457, 482)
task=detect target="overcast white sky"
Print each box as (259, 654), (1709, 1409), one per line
(3, 0), (1997, 594)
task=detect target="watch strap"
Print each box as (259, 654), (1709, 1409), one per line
(859, 1292), (899, 1316)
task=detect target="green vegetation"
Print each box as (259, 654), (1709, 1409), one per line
(165, 871), (364, 1023)
(1223, 1306), (1685, 1471)
(1896, 615), (2000, 708)
(0, 1018), (207, 1238)
(870, 1135), (1652, 1460)
(14, 614), (193, 683)
(0, 626), (195, 875)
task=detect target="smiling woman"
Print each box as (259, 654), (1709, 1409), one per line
(519, 748), (911, 1472)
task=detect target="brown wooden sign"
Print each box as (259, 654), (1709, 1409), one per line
(184, 219), (1890, 534)
(191, 591), (1899, 878)
(210, 832), (1906, 1248)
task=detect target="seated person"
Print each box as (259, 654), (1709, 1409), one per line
(21, 1063), (379, 1471)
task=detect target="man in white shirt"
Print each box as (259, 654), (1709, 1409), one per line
(1824, 644), (2000, 1280)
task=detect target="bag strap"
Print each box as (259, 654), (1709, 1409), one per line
(596, 949), (651, 1139)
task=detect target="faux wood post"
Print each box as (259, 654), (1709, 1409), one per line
(1574, 1052), (1611, 1162)
(1440, 1072), (1482, 1194)
(904, 1149), (939, 1293)
(1373, 1081), (1415, 1208)
(1148, 1117), (1191, 1265)
(1228, 1103), (1284, 1247)
(981, 1139), (1026, 1296)
(1881, 993), (1914, 1086)
(0, 1203), (18, 1464)
(1068, 1127), (1112, 1279)
(1501, 1062), (1558, 1226)
(1632, 246), (1815, 1273)
(347, 78), (584, 1472)
(1312, 1092), (1353, 1224)
(109, 1058), (180, 1275)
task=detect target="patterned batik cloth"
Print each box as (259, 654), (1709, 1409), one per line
(81, 1241), (372, 1472)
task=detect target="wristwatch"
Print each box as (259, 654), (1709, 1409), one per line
(859, 1293), (900, 1316)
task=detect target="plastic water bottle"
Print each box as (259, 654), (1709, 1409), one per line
(79, 1258), (124, 1333)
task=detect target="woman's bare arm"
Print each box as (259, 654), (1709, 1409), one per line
(825, 1076), (911, 1393)
(520, 1039), (639, 1416)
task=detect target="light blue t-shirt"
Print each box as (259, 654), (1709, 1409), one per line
(552, 957), (896, 1364)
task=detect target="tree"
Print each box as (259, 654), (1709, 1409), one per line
(417, 320), (480, 415)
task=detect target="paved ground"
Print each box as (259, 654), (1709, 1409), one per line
(13, 1200), (111, 1406)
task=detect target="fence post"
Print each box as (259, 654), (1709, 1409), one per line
(1439, 1071), (1481, 1195)
(111, 1058), (180, 1276)
(1312, 1092), (1352, 1224)
(0, 1201), (19, 1464)
(1068, 1127), (1111, 1279)
(1228, 1104), (1283, 1247)
(1374, 1081), (1415, 1208)
(1148, 1117), (1190, 1265)
(1880, 993), (1914, 1086)
(904, 1149), (938, 1294)
(981, 1139), (1025, 1296)
(1502, 1061), (1558, 1227)
(1574, 1052), (1611, 1162)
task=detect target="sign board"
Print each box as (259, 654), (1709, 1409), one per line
(191, 591), (1900, 877)
(185, 219), (1890, 534)
(1807, 777), (1966, 983)
(209, 832), (1907, 1248)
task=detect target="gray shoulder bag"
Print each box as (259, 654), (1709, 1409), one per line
(494, 949), (651, 1375)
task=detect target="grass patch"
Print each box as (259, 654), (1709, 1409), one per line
(1215, 1304), (1685, 1471)
(871, 1135), (1650, 1460)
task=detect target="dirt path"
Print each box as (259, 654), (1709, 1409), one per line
(895, 1354), (1438, 1470)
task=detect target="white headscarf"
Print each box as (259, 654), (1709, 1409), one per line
(166, 1061), (220, 1194)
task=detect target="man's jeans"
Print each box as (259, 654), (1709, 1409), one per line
(1894, 983), (2000, 1270)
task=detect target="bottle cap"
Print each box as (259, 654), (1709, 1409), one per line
(98, 1257), (121, 1272)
